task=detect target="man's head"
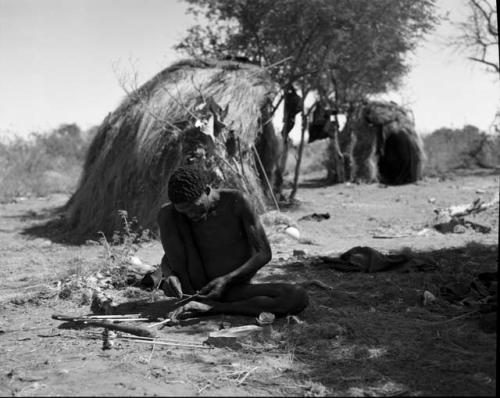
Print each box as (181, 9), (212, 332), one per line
(168, 166), (211, 221)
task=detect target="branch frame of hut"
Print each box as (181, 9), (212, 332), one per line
(66, 59), (283, 239)
(325, 100), (425, 185)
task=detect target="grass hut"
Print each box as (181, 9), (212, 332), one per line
(340, 100), (425, 185)
(66, 59), (280, 238)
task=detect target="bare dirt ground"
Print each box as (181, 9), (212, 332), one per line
(0, 171), (498, 396)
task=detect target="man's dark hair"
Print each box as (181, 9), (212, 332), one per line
(168, 166), (206, 204)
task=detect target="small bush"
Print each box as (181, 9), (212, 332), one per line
(0, 124), (96, 202)
(423, 125), (500, 176)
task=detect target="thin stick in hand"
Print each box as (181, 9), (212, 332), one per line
(174, 293), (200, 306)
(85, 314), (143, 319)
(147, 318), (171, 328)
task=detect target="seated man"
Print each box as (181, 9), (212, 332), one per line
(158, 166), (308, 322)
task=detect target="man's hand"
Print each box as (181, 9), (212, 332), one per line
(168, 301), (213, 323)
(161, 275), (183, 299)
(198, 276), (230, 300)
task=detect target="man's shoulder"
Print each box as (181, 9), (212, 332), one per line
(218, 188), (246, 199)
(158, 202), (176, 221)
(159, 202), (175, 211)
(217, 189), (257, 216)
(218, 189), (250, 207)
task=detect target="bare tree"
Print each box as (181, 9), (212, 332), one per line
(456, 0), (499, 74)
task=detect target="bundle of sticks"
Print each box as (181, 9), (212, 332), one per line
(52, 313), (209, 349)
(52, 314), (158, 337)
(52, 293), (206, 348)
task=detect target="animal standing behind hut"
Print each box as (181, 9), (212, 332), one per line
(66, 59), (283, 239)
(324, 100), (425, 185)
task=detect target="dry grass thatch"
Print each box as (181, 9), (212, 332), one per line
(342, 101), (425, 185)
(66, 59), (280, 238)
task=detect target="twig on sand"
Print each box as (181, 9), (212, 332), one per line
(123, 335), (204, 345)
(430, 311), (479, 324)
(120, 338), (209, 349)
(198, 380), (212, 394)
(147, 342), (156, 365)
(372, 234), (410, 239)
(308, 279), (334, 290)
(435, 344), (477, 356)
(386, 390), (410, 397)
(119, 335), (209, 349)
(237, 366), (259, 385)
(263, 56), (293, 71)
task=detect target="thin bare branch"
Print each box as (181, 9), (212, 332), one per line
(468, 56), (500, 72)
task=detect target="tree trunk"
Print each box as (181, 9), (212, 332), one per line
(326, 115), (345, 184)
(274, 126), (290, 195)
(274, 92), (299, 195)
(289, 111), (307, 200)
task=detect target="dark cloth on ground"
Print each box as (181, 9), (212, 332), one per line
(434, 216), (491, 234)
(440, 271), (497, 333)
(318, 246), (437, 273)
(440, 271), (497, 311)
(299, 213), (331, 222)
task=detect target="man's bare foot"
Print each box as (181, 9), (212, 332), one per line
(168, 301), (213, 323)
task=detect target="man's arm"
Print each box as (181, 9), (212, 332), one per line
(157, 205), (195, 294)
(226, 193), (272, 284)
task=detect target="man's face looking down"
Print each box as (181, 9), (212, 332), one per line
(174, 188), (210, 222)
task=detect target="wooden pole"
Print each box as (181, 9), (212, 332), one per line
(289, 109), (307, 200)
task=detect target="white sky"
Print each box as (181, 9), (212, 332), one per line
(0, 0), (498, 139)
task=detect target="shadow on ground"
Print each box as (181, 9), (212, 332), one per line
(12, 241), (497, 396)
(298, 177), (332, 189)
(18, 204), (107, 245)
(0, 202), (87, 245)
(52, 241), (497, 395)
(252, 241), (498, 396)
(21, 215), (83, 245)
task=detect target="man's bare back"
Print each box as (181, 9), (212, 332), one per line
(158, 167), (308, 321)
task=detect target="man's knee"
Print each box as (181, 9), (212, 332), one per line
(277, 284), (309, 315)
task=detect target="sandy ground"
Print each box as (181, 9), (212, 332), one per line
(0, 171), (498, 396)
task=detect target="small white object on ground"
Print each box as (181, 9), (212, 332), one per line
(128, 256), (143, 267)
(416, 228), (432, 236)
(423, 290), (436, 305)
(256, 312), (275, 326)
(286, 315), (304, 325)
(285, 226), (300, 240)
(127, 256), (155, 273)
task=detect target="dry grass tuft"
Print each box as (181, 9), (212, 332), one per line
(53, 210), (157, 305)
(0, 124), (92, 203)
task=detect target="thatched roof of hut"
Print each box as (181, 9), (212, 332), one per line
(66, 59), (280, 238)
